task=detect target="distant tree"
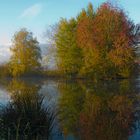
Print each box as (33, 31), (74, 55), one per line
(9, 28), (41, 77)
(43, 24), (58, 70)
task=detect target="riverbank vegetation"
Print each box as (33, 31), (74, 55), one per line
(0, 79), (55, 139)
(0, 2), (140, 80)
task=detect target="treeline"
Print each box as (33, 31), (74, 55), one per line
(0, 2), (140, 79)
(54, 2), (139, 79)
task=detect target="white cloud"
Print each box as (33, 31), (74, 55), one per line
(20, 3), (42, 19)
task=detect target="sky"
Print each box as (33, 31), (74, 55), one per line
(0, 0), (140, 62)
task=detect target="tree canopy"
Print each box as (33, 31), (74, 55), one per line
(55, 18), (83, 75)
(54, 2), (140, 79)
(9, 28), (41, 77)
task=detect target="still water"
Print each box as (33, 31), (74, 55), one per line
(0, 77), (140, 140)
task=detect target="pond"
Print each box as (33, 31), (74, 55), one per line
(0, 77), (140, 140)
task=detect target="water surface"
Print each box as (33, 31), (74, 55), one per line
(0, 77), (140, 140)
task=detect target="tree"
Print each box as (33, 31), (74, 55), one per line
(77, 2), (138, 78)
(9, 28), (41, 77)
(55, 18), (83, 75)
(52, 2), (139, 79)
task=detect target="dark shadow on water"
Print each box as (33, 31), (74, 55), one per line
(0, 79), (55, 140)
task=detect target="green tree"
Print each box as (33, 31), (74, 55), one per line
(55, 18), (83, 76)
(9, 28), (41, 77)
(52, 2), (139, 79)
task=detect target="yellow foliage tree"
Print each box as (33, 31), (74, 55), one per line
(9, 28), (41, 77)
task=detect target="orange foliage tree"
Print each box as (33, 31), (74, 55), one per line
(54, 2), (140, 79)
(77, 2), (139, 78)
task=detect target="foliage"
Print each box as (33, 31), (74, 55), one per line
(54, 2), (140, 79)
(9, 28), (41, 77)
(55, 18), (83, 76)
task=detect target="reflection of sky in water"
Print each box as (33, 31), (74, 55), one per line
(39, 80), (60, 107)
(0, 88), (10, 105)
(129, 130), (140, 140)
(0, 79), (60, 107)
(129, 121), (140, 140)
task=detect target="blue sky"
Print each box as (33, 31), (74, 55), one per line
(0, 0), (139, 45)
(0, 0), (140, 63)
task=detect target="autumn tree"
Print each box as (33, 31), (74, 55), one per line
(77, 2), (139, 78)
(55, 18), (83, 75)
(52, 2), (140, 79)
(9, 28), (41, 77)
(54, 3), (95, 76)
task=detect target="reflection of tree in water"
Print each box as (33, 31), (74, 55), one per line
(0, 79), (55, 140)
(58, 81), (85, 136)
(79, 94), (135, 140)
(58, 80), (137, 140)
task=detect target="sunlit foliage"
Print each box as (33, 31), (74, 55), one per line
(55, 18), (83, 75)
(9, 28), (41, 77)
(77, 2), (138, 78)
(54, 2), (140, 79)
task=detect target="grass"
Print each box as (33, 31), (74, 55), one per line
(0, 91), (55, 140)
